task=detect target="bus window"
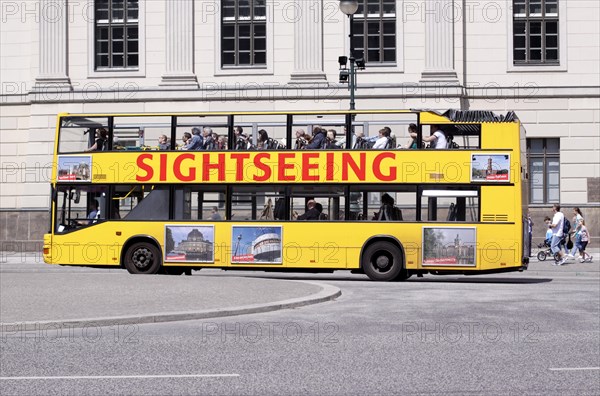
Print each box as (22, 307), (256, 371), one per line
(59, 117), (109, 153)
(234, 114), (287, 150)
(421, 189), (479, 222)
(173, 186), (226, 220)
(113, 185), (170, 220)
(176, 115), (229, 150)
(112, 116), (171, 151)
(55, 185), (108, 233)
(290, 185), (345, 221)
(231, 186), (284, 221)
(351, 186), (417, 221)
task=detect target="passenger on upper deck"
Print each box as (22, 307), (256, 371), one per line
(158, 134), (169, 150)
(294, 129), (309, 150)
(372, 128), (392, 149)
(353, 130), (368, 149)
(325, 129), (341, 149)
(411, 124), (447, 149)
(86, 128), (108, 151)
(305, 126), (326, 149)
(405, 124), (418, 149)
(184, 127), (203, 150)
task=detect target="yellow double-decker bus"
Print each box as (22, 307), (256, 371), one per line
(43, 109), (529, 281)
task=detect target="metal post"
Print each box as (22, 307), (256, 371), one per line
(348, 14), (355, 111)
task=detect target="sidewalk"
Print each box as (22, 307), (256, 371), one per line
(0, 261), (341, 329)
(525, 247), (599, 277)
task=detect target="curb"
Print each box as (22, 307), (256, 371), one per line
(1, 281), (341, 331)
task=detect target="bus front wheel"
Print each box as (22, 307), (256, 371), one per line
(124, 242), (162, 274)
(361, 241), (405, 281)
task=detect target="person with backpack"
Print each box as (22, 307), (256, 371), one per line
(549, 203), (567, 265)
(561, 215), (572, 257)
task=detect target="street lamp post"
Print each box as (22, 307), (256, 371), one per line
(339, 1), (361, 111)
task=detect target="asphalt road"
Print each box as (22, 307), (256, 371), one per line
(1, 260), (599, 395)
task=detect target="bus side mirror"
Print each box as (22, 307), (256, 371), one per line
(74, 189), (81, 204)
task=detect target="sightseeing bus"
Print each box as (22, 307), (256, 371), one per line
(43, 109), (529, 281)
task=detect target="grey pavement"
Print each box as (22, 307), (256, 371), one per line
(0, 247), (597, 328)
(0, 258), (340, 327)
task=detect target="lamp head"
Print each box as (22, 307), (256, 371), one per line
(339, 0), (359, 15)
(339, 69), (350, 83)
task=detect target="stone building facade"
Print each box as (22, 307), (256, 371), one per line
(1, 0), (598, 251)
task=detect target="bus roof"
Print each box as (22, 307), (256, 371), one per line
(58, 109), (519, 125)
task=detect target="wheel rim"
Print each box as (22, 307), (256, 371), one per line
(131, 247), (154, 271)
(371, 250), (393, 273)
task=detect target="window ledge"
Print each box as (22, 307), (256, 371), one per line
(89, 69), (145, 78)
(508, 64), (567, 73)
(215, 67), (272, 77)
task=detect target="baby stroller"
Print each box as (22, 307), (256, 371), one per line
(536, 238), (558, 261)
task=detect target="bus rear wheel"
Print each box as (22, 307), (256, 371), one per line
(124, 242), (162, 274)
(361, 241), (405, 281)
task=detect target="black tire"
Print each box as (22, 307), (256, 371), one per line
(361, 241), (404, 281)
(124, 242), (162, 274)
(537, 251), (547, 261)
(554, 252), (561, 263)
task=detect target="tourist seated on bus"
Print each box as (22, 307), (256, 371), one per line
(158, 134), (170, 150)
(235, 133), (254, 150)
(180, 132), (192, 150)
(183, 127), (203, 150)
(217, 135), (227, 150)
(353, 130), (369, 149)
(325, 129), (341, 149)
(372, 128), (392, 149)
(405, 123), (418, 149)
(411, 124), (447, 149)
(315, 202), (328, 220)
(295, 200), (321, 220)
(257, 129), (283, 150)
(294, 129), (310, 149)
(86, 128), (108, 151)
(210, 206), (222, 221)
(373, 193), (403, 221)
(305, 126), (326, 149)
(201, 127), (216, 150)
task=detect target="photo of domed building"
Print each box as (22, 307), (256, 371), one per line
(165, 225), (214, 262)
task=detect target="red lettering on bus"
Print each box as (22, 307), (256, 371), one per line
(373, 152), (397, 181)
(278, 153), (295, 182)
(174, 154), (196, 182)
(159, 154), (167, 181)
(231, 153), (250, 181)
(326, 152), (335, 181)
(301, 153), (319, 181)
(253, 153), (272, 182)
(203, 153), (225, 181)
(136, 153), (154, 182)
(342, 152), (366, 181)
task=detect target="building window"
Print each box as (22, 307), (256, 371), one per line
(95, 0), (139, 70)
(513, 0), (559, 65)
(527, 138), (560, 204)
(352, 0), (396, 64)
(221, 0), (266, 67)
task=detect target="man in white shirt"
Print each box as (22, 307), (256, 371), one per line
(409, 124), (447, 149)
(549, 203), (567, 265)
(372, 128), (391, 149)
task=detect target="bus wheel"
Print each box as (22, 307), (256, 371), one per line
(124, 242), (162, 274)
(361, 241), (404, 281)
